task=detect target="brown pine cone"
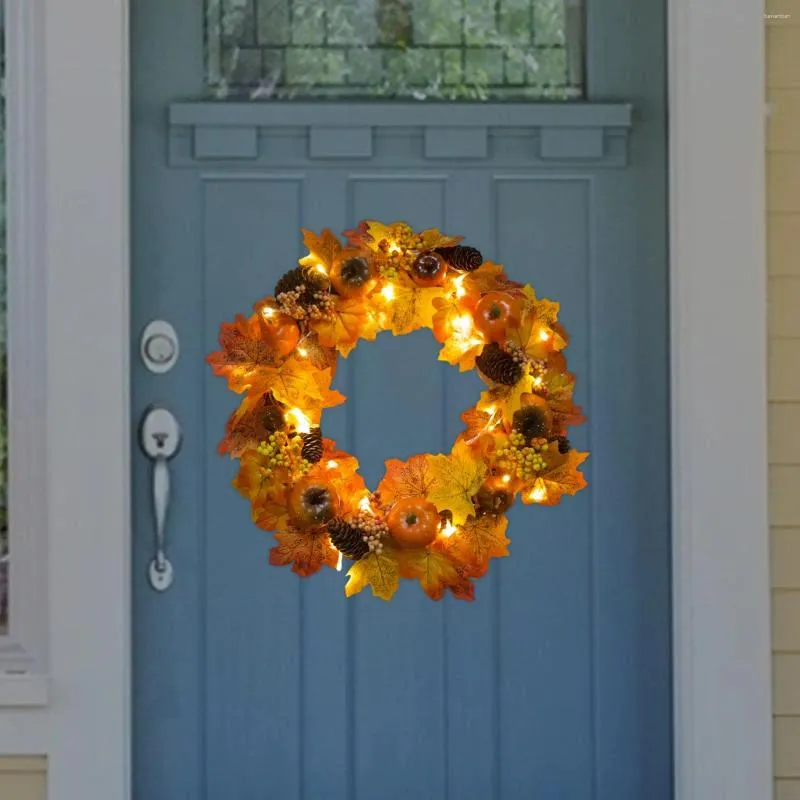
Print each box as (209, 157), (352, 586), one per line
(327, 517), (370, 561)
(476, 343), (523, 386)
(300, 427), (323, 463)
(435, 245), (483, 272)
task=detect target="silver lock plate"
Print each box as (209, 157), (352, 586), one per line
(140, 406), (181, 460)
(140, 320), (179, 374)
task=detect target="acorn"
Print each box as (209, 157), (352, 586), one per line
(557, 436), (571, 454)
(475, 475), (515, 515)
(330, 255), (377, 298)
(410, 252), (447, 287)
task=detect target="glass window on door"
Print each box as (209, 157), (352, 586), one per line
(206, 0), (585, 100)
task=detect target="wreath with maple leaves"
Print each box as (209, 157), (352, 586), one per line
(207, 220), (588, 602)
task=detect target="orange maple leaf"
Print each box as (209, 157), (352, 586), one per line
(233, 450), (288, 509)
(218, 394), (285, 458)
(376, 454), (436, 506)
(521, 450), (589, 507)
(443, 515), (510, 572)
(462, 261), (521, 296)
(297, 228), (343, 272)
(253, 486), (291, 533)
(269, 526), (339, 577)
(310, 297), (379, 356)
(206, 313), (282, 395)
(397, 542), (473, 601)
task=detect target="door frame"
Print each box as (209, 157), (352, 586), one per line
(12, 0), (770, 797)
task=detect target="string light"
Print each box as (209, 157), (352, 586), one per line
(538, 328), (552, 342)
(297, 345), (308, 358)
(314, 264), (327, 276)
(453, 274), (467, 298)
(388, 241), (401, 254)
(451, 312), (474, 338)
(261, 306), (276, 319)
(359, 495), (373, 514)
(335, 551), (343, 572)
(326, 459), (338, 470)
(501, 474), (511, 485)
(381, 284), (396, 302)
(529, 480), (547, 503)
(532, 375), (544, 388)
(286, 407), (312, 434)
(440, 519), (458, 539)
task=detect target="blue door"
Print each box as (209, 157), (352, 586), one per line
(132, 1), (670, 798)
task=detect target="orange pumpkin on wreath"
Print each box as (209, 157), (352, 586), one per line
(207, 220), (588, 602)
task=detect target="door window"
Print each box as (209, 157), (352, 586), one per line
(205, 0), (585, 100)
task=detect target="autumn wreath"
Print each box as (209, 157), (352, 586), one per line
(207, 220), (588, 602)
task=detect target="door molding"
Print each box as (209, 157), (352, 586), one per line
(1, 0), (769, 796)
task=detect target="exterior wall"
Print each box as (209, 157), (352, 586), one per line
(0, 757), (46, 799)
(768, 4), (800, 798)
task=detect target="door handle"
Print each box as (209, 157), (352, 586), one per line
(139, 406), (182, 591)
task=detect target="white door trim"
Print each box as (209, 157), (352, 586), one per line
(0, 0), (771, 797)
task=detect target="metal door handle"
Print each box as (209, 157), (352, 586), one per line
(140, 406), (182, 591)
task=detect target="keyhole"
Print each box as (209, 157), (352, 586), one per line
(152, 432), (168, 450)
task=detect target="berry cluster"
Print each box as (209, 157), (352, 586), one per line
(256, 432), (311, 478)
(277, 287), (336, 321)
(497, 433), (553, 481)
(352, 508), (389, 555)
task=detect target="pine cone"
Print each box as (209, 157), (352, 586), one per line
(476, 343), (523, 386)
(557, 436), (571, 454)
(274, 267), (307, 298)
(435, 245), (483, 272)
(513, 406), (549, 441)
(327, 517), (370, 561)
(300, 427), (323, 463)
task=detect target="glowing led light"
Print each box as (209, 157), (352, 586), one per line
(359, 495), (373, 514)
(261, 306), (277, 319)
(501, 474), (512, 485)
(286, 407), (312, 434)
(484, 404), (497, 416)
(529, 480), (547, 503)
(326, 460), (338, 470)
(314, 264), (327, 276)
(453, 274), (467, 298)
(440, 519), (458, 539)
(297, 346), (309, 358)
(532, 375), (544, 388)
(381, 284), (396, 302)
(451, 312), (474, 338)
(336, 551), (343, 572)
(388, 241), (401, 254)
(538, 328), (552, 342)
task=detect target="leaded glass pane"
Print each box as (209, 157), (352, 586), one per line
(205, 0), (585, 100)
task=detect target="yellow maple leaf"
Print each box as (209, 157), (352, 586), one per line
(521, 450), (589, 506)
(232, 450), (282, 506)
(425, 439), (488, 525)
(380, 275), (445, 336)
(268, 526), (339, 576)
(376, 454), (436, 506)
(510, 289), (568, 356)
(297, 228), (343, 272)
(397, 544), (471, 601)
(477, 372), (535, 429)
(263, 356), (324, 407)
(345, 548), (400, 601)
(462, 261), (518, 296)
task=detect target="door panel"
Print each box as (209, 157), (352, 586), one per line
(132, 1), (670, 798)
